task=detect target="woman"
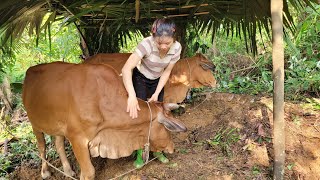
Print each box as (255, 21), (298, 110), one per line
(121, 18), (182, 168)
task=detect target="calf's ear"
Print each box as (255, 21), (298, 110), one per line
(157, 112), (187, 132)
(200, 62), (215, 71)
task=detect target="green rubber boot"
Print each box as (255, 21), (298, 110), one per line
(153, 151), (169, 164)
(133, 149), (144, 169)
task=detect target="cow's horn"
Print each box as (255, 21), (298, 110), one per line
(163, 103), (180, 111)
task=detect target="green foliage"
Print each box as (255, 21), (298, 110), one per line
(185, 26), (211, 57)
(285, 56), (320, 99)
(207, 4), (319, 99)
(212, 54), (273, 96)
(284, 4), (320, 100)
(119, 33), (143, 53)
(287, 163), (296, 170)
(292, 115), (302, 126)
(0, 122), (39, 177)
(306, 98), (320, 110)
(0, 18), (82, 97)
(0, 121), (62, 177)
(207, 128), (240, 156)
(252, 166), (261, 176)
(293, 6), (320, 57)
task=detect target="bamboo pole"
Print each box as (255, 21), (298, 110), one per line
(271, 0), (285, 179)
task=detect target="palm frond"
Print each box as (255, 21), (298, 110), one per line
(0, 0), (318, 55)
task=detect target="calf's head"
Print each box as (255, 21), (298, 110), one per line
(149, 103), (187, 153)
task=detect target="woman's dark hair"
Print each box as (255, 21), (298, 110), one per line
(151, 18), (176, 37)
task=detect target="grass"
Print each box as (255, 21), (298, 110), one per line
(0, 121), (38, 177)
(0, 121), (62, 178)
(206, 127), (241, 157)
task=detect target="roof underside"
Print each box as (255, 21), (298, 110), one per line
(0, 0), (317, 54)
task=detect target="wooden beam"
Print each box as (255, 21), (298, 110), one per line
(84, 11), (210, 21)
(135, 0), (140, 23)
(271, 0), (285, 179)
(150, 3), (209, 11)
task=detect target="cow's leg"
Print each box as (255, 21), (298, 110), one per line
(55, 136), (76, 177)
(33, 129), (51, 179)
(70, 138), (94, 180)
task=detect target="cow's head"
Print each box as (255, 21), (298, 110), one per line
(191, 53), (217, 88)
(149, 102), (187, 153)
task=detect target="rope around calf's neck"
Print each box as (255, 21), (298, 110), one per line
(185, 58), (192, 98)
(144, 100), (153, 163)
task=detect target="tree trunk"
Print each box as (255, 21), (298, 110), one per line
(271, 0), (285, 179)
(77, 23), (123, 56)
(175, 22), (188, 58)
(83, 27), (121, 55)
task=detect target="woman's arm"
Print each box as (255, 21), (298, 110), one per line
(122, 53), (141, 119)
(148, 62), (176, 102)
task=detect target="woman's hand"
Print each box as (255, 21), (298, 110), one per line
(122, 53), (142, 119)
(127, 96), (141, 119)
(148, 93), (159, 102)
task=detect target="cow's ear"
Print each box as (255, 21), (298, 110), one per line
(157, 113), (187, 132)
(200, 62), (215, 71)
(195, 53), (202, 58)
(198, 53), (209, 62)
(163, 103), (180, 111)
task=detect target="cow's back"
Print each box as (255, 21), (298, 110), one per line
(23, 62), (127, 137)
(84, 53), (130, 73)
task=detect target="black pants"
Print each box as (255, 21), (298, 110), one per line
(132, 67), (164, 102)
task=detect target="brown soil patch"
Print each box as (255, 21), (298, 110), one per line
(9, 93), (320, 180)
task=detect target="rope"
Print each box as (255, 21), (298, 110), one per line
(36, 152), (157, 180)
(185, 58), (192, 99)
(1, 126), (78, 180)
(186, 56), (210, 110)
(107, 157), (157, 180)
(186, 58), (192, 88)
(190, 95), (209, 110)
(144, 101), (153, 163)
(34, 153), (78, 180)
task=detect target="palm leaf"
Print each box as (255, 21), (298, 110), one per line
(0, 0), (318, 55)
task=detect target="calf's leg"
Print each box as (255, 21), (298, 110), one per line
(33, 129), (51, 179)
(55, 136), (76, 177)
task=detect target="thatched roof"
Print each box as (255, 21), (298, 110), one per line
(0, 0), (317, 55)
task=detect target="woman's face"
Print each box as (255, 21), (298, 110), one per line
(154, 36), (174, 54)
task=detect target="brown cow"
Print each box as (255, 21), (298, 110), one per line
(85, 53), (216, 103)
(22, 62), (187, 180)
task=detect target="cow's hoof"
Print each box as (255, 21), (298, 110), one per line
(41, 170), (51, 179)
(65, 169), (76, 177)
(153, 152), (169, 164)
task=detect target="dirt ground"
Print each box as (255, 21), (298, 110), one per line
(9, 93), (320, 180)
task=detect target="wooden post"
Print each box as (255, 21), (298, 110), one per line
(271, 0), (285, 179)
